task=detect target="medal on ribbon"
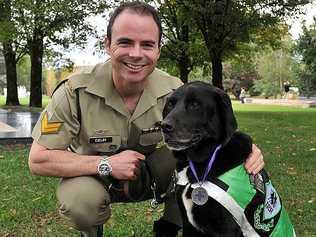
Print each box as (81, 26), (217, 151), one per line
(189, 145), (222, 206)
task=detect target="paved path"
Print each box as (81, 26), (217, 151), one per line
(0, 109), (40, 144)
(245, 98), (316, 108)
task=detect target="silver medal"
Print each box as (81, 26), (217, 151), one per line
(191, 186), (208, 205)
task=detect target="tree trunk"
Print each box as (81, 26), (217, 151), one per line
(178, 56), (190, 83)
(211, 56), (223, 90)
(1, 0), (19, 105)
(3, 42), (20, 106)
(178, 24), (190, 83)
(29, 30), (44, 108)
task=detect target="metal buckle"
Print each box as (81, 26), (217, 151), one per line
(150, 182), (159, 209)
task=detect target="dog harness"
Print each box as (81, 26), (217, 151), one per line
(177, 165), (296, 236)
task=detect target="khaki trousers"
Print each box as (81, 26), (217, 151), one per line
(56, 147), (182, 237)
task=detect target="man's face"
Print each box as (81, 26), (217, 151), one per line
(105, 10), (161, 84)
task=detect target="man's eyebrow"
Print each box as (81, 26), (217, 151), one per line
(116, 37), (133, 43)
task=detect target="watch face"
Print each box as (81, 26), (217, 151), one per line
(98, 163), (111, 176)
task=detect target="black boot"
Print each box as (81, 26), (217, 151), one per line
(153, 218), (181, 237)
(97, 225), (103, 237)
(80, 225), (103, 237)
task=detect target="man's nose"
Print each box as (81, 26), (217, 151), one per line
(129, 45), (142, 57)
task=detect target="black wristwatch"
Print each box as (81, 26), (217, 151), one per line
(97, 156), (112, 176)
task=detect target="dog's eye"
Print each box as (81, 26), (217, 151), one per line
(187, 101), (200, 110)
(166, 100), (176, 110)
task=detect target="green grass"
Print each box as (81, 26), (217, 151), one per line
(0, 96), (50, 110)
(0, 104), (315, 236)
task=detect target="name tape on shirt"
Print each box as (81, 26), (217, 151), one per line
(89, 137), (113, 144)
(41, 112), (62, 134)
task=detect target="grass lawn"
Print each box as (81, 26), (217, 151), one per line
(0, 103), (315, 236)
(0, 96), (50, 111)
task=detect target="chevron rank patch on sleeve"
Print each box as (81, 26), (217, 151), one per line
(41, 111), (62, 134)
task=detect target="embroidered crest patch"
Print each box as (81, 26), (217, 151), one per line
(263, 181), (281, 220)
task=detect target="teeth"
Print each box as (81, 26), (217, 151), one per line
(126, 63), (144, 70)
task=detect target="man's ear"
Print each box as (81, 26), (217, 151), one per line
(104, 37), (111, 55)
(157, 46), (161, 58)
(214, 87), (237, 144)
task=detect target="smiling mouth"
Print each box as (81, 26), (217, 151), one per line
(124, 62), (146, 71)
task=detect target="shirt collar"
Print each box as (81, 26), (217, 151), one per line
(85, 60), (175, 119)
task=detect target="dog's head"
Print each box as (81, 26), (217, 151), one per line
(162, 81), (237, 153)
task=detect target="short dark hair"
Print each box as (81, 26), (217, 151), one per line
(106, 1), (162, 47)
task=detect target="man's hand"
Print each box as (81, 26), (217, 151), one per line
(244, 144), (264, 175)
(108, 150), (145, 180)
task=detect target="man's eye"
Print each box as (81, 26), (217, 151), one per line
(142, 43), (154, 49)
(118, 41), (130, 46)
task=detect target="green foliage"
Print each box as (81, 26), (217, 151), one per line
(178, 0), (309, 87)
(253, 37), (299, 98)
(296, 17), (316, 96)
(0, 0), (109, 106)
(188, 66), (212, 82)
(156, 0), (209, 83)
(17, 55), (31, 90)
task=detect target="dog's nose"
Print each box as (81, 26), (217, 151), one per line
(161, 121), (174, 134)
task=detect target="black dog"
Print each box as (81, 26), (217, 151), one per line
(161, 81), (295, 237)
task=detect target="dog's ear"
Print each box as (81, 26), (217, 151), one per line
(162, 90), (176, 118)
(214, 87), (238, 144)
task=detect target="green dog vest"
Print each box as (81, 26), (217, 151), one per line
(177, 165), (296, 236)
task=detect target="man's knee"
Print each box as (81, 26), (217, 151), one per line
(56, 176), (111, 230)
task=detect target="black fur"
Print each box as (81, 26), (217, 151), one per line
(162, 81), (253, 236)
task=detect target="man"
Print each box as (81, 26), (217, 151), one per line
(28, 2), (264, 237)
(283, 81), (291, 99)
(240, 87), (246, 104)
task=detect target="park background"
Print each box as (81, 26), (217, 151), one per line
(0, 0), (315, 236)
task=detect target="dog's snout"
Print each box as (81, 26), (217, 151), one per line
(161, 121), (174, 134)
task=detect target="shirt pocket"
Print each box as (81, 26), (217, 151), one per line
(88, 134), (121, 153)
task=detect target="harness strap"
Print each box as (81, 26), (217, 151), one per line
(177, 168), (260, 236)
(75, 89), (82, 127)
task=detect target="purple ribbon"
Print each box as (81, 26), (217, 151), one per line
(189, 145), (222, 184)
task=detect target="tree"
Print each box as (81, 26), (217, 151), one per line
(156, 0), (209, 83)
(254, 37), (298, 98)
(17, 55), (31, 91)
(1, 0), (108, 107)
(296, 18), (316, 97)
(180, 0), (309, 89)
(0, 0), (27, 105)
(4, 0), (108, 107)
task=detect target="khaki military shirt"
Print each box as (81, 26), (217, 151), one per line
(32, 61), (183, 156)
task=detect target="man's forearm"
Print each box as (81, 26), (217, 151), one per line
(28, 142), (100, 178)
